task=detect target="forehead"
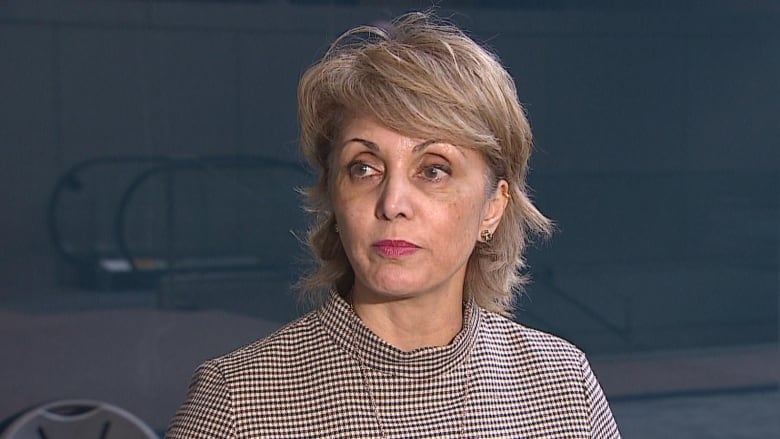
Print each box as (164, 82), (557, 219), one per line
(338, 116), (468, 155)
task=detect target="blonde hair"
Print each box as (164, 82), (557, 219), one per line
(296, 11), (551, 315)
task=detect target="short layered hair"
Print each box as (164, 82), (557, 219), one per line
(296, 12), (551, 315)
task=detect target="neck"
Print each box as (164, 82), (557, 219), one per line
(351, 287), (464, 352)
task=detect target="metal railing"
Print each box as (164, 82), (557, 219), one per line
(47, 154), (311, 288)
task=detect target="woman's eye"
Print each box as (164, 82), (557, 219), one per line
(421, 164), (451, 181)
(347, 161), (380, 178)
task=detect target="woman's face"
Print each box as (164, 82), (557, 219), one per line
(331, 116), (508, 302)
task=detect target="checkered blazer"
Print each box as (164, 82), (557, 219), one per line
(167, 292), (621, 438)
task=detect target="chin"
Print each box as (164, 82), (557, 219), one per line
(362, 277), (423, 299)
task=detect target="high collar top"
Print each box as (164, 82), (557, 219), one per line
(317, 291), (481, 379)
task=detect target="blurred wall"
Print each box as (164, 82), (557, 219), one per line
(1, 0), (779, 431)
(0, 0), (777, 346)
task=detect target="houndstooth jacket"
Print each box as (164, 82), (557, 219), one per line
(167, 292), (621, 438)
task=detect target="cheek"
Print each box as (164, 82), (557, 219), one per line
(440, 197), (482, 245)
(337, 208), (371, 254)
(452, 189), (486, 225)
(332, 182), (365, 226)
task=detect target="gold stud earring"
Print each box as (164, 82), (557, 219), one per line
(480, 229), (493, 243)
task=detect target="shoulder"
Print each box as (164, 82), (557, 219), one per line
(209, 310), (330, 378)
(167, 310), (346, 438)
(477, 308), (587, 371)
(477, 310), (623, 432)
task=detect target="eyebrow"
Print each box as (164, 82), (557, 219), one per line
(342, 138), (455, 155)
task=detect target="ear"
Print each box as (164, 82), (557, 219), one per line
(480, 179), (510, 237)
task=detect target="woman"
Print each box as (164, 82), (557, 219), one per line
(167, 12), (620, 439)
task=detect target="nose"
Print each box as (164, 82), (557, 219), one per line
(376, 172), (414, 220)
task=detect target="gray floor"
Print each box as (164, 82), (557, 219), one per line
(2, 290), (778, 438)
(611, 389), (780, 438)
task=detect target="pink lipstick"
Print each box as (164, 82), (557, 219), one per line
(372, 240), (420, 257)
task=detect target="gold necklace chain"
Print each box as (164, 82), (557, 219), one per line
(349, 304), (472, 438)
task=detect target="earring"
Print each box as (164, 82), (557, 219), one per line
(334, 223), (340, 234)
(480, 229), (493, 243)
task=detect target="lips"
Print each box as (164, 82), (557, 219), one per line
(371, 240), (420, 257)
